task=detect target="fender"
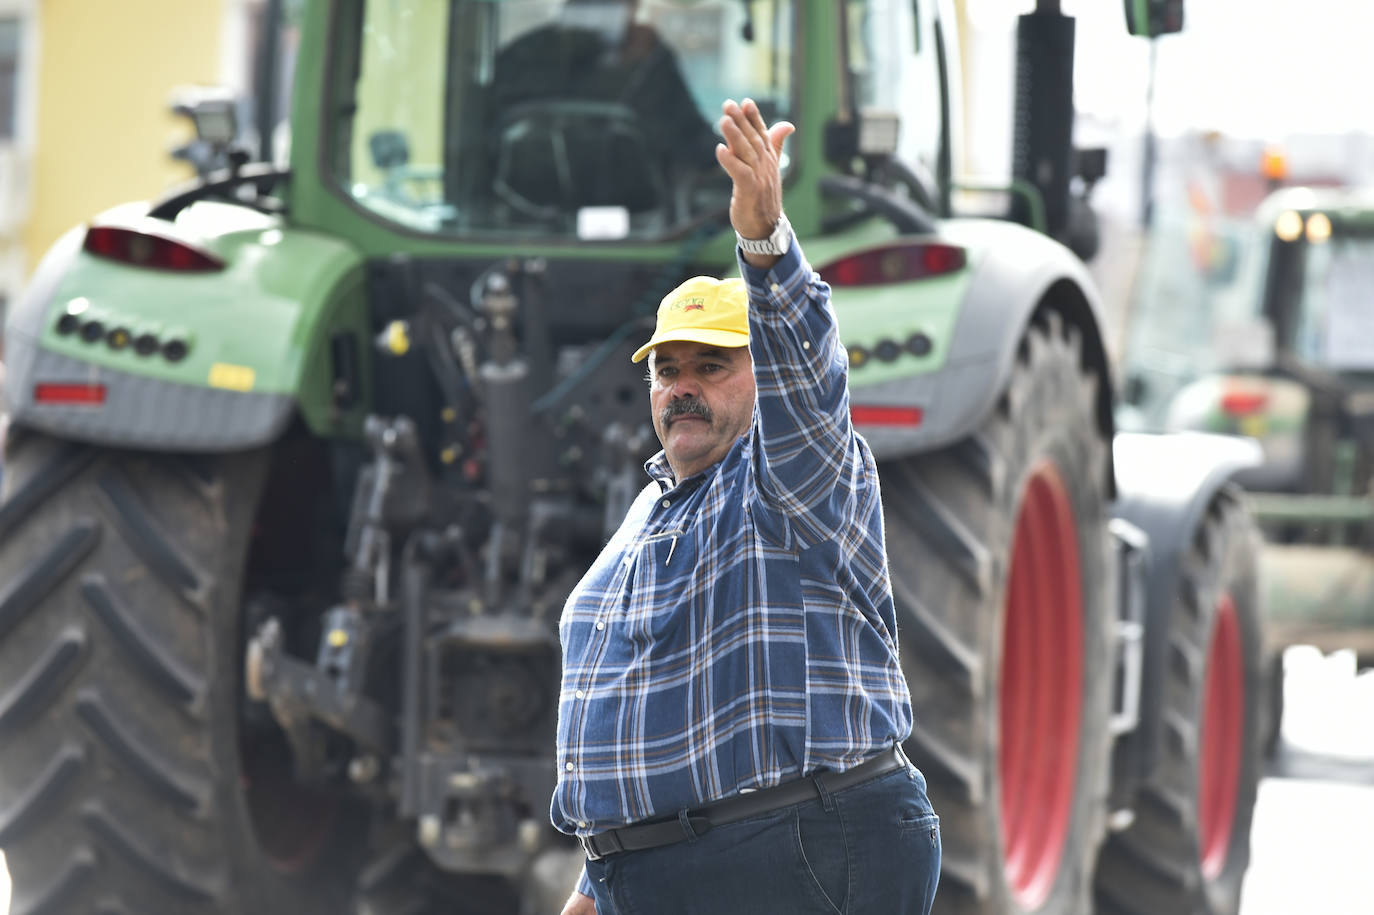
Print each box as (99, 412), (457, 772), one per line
(4, 201), (371, 451)
(1109, 431), (1262, 779)
(836, 216), (1115, 461)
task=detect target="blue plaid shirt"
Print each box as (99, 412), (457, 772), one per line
(552, 237), (913, 869)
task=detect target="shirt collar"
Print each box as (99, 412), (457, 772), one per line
(645, 450), (710, 493)
(645, 450), (674, 489)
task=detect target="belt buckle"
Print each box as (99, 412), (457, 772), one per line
(579, 833), (603, 862)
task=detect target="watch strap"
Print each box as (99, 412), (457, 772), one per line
(736, 214), (792, 256)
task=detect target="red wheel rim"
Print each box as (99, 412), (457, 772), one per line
(1199, 592), (1244, 880)
(999, 462), (1084, 909)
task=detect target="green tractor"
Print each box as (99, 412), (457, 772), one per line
(1122, 184), (1374, 745)
(0, 1), (1266, 913)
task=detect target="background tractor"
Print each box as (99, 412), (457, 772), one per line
(0, 1), (1266, 914)
(1120, 184), (1374, 751)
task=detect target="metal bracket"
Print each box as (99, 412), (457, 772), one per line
(246, 617), (393, 753)
(1109, 518), (1148, 736)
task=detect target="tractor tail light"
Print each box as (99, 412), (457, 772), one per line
(1220, 389), (1268, 416)
(851, 405), (924, 427)
(34, 383), (107, 406)
(83, 226), (225, 272)
(819, 242), (967, 287)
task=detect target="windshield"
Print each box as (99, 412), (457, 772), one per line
(332, 0), (795, 240)
(846, 0), (951, 187)
(1288, 231), (1374, 373)
(1119, 204), (1374, 431)
(1117, 208), (1253, 429)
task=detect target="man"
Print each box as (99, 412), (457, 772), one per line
(553, 98), (941, 914)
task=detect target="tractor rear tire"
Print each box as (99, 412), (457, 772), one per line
(1093, 486), (1264, 915)
(0, 432), (369, 914)
(883, 312), (1115, 914)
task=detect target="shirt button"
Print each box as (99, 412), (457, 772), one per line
(566, 761), (575, 772)
(802, 340), (811, 350)
(770, 282), (781, 293)
(575, 689), (585, 699)
(661, 498), (671, 508)
(578, 821), (589, 829)
(596, 620), (605, 631)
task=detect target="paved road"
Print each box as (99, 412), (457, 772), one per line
(2, 648), (1369, 914)
(1239, 647), (1374, 915)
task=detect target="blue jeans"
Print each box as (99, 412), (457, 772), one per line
(584, 763), (941, 914)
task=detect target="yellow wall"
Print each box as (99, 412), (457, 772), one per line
(21, 0), (226, 273)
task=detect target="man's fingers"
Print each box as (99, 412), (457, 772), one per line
(742, 98), (770, 138)
(714, 142), (751, 183)
(718, 125), (755, 170)
(768, 121), (796, 156)
(720, 98), (769, 162)
(718, 110), (748, 148)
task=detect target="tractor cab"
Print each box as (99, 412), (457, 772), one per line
(1123, 186), (1374, 497)
(306, 0), (957, 246)
(331, 0), (785, 239)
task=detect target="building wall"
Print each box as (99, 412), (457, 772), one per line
(18, 0), (230, 277)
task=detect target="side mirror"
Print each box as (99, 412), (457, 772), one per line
(1124, 0), (1183, 38)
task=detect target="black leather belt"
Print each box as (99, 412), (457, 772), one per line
(579, 745), (907, 862)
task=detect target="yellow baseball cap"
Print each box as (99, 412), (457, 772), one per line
(631, 275), (749, 363)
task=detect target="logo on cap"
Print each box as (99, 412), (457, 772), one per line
(631, 275), (750, 363)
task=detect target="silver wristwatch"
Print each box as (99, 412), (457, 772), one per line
(736, 214), (792, 257)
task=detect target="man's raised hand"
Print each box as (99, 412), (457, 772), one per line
(715, 98), (795, 250)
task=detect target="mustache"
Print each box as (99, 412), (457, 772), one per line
(661, 399), (713, 426)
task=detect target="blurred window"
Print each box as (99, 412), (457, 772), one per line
(0, 17), (19, 141)
(330, 0), (795, 240)
(846, 0), (946, 180)
(1296, 233), (1374, 372)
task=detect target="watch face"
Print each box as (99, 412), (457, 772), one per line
(770, 222), (786, 248)
(739, 216), (789, 255)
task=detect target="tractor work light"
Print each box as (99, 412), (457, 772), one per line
(906, 332), (933, 357)
(818, 242), (967, 287)
(83, 225), (226, 273)
(1306, 212), (1332, 244)
(79, 320), (106, 344)
(1273, 211), (1304, 243)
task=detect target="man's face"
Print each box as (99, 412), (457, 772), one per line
(649, 340), (756, 481)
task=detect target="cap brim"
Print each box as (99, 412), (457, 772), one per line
(631, 327), (750, 363)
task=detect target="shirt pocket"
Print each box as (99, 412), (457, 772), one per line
(623, 526), (696, 649)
